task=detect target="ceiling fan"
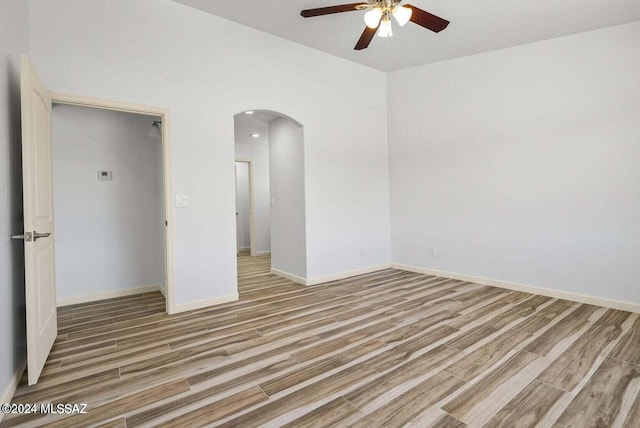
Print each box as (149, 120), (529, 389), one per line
(301, 0), (450, 50)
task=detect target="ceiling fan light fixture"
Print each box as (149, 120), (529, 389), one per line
(299, 1), (450, 51)
(377, 16), (393, 38)
(392, 5), (412, 26)
(364, 8), (382, 29)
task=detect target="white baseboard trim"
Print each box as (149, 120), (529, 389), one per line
(271, 268), (307, 285)
(173, 293), (239, 313)
(256, 251), (271, 256)
(57, 284), (163, 307)
(158, 286), (167, 298)
(392, 263), (640, 314)
(306, 264), (392, 286)
(272, 264), (392, 286)
(0, 359), (26, 423)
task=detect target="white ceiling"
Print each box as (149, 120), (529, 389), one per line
(173, 0), (640, 71)
(234, 111), (279, 145)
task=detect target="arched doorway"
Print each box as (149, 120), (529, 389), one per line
(233, 110), (307, 291)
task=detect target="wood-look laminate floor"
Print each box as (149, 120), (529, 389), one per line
(4, 254), (640, 427)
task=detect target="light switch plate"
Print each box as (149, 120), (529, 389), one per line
(175, 195), (189, 208)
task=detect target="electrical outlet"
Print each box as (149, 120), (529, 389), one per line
(429, 247), (437, 257)
(175, 195), (189, 208)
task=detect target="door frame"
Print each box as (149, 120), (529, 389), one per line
(49, 92), (176, 314)
(235, 159), (256, 257)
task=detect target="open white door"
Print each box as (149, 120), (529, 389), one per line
(19, 55), (57, 385)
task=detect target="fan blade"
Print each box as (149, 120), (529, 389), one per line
(301, 3), (367, 18)
(404, 4), (449, 32)
(354, 26), (377, 50)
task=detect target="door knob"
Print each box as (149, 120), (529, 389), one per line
(33, 231), (51, 241)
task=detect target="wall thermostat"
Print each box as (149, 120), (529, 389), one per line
(97, 171), (112, 180)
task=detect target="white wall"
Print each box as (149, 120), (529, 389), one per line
(234, 162), (250, 250)
(269, 117), (307, 277)
(29, 0), (390, 305)
(0, 0), (29, 405)
(388, 21), (640, 306)
(235, 118), (271, 254)
(52, 105), (165, 302)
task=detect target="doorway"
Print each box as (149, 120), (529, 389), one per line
(50, 93), (175, 314)
(52, 104), (167, 309)
(235, 160), (255, 256)
(233, 109), (307, 288)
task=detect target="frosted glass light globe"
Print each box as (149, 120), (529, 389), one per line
(392, 5), (412, 27)
(364, 8), (383, 28)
